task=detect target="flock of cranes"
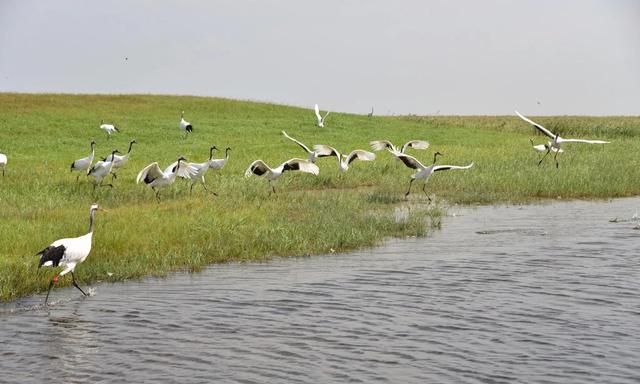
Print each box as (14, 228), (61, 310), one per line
(14, 106), (610, 304)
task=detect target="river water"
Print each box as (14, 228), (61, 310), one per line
(1, 198), (639, 383)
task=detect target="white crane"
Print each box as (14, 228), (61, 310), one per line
(370, 139), (430, 154)
(314, 104), (330, 128)
(395, 151), (474, 199)
(104, 139), (137, 179)
(99, 120), (120, 139)
(70, 141), (96, 182)
(37, 203), (106, 305)
(245, 158), (319, 193)
(136, 156), (190, 200)
(312, 144), (376, 172)
(180, 111), (193, 138)
(178, 146), (218, 194)
(209, 146), (231, 170)
(0, 151), (7, 177)
(282, 130), (319, 162)
(87, 149), (120, 189)
(368, 107), (374, 118)
(515, 111), (609, 168)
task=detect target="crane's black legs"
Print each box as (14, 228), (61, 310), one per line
(269, 181), (276, 195)
(405, 179), (415, 196)
(200, 183), (218, 196)
(553, 151), (560, 168)
(71, 272), (88, 296)
(538, 149), (551, 166)
(44, 277), (57, 305)
(422, 183), (432, 202)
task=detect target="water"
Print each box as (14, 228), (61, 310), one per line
(2, 198), (640, 383)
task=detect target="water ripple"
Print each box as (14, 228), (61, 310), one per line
(2, 198), (640, 383)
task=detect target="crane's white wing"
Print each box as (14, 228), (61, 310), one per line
(282, 158), (319, 175)
(369, 140), (397, 152)
(164, 160), (195, 178)
(314, 104), (322, 123)
(312, 144), (340, 158)
(346, 150), (376, 165)
(136, 162), (163, 184)
(245, 160), (270, 177)
(561, 138), (610, 144)
(400, 140), (430, 153)
(178, 162), (203, 179)
(515, 111), (556, 139)
(282, 131), (312, 153)
(433, 162), (474, 172)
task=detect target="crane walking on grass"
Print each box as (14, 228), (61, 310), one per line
(105, 139), (137, 179)
(70, 141), (96, 182)
(0, 151), (7, 177)
(209, 146), (231, 170)
(37, 203), (106, 305)
(87, 149), (120, 189)
(99, 120), (120, 139)
(395, 151), (474, 200)
(178, 146), (219, 195)
(515, 111), (609, 168)
(180, 111), (193, 138)
(245, 158), (319, 194)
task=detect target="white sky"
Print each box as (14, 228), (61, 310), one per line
(1, 0), (638, 115)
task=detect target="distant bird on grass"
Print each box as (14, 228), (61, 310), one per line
(516, 111), (609, 168)
(370, 139), (430, 154)
(37, 203), (106, 305)
(99, 120), (120, 139)
(395, 151), (474, 199)
(0, 151), (7, 177)
(105, 139), (137, 179)
(312, 145), (376, 172)
(282, 131), (319, 163)
(368, 107), (374, 118)
(87, 149), (120, 189)
(137, 156), (190, 201)
(314, 104), (330, 128)
(180, 111), (193, 138)
(70, 141), (96, 182)
(245, 158), (319, 194)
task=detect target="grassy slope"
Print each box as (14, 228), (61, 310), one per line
(0, 93), (639, 301)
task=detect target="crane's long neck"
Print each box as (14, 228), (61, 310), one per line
(432, 153), (440, 165)
(225, 148), (230, 159)
(88, 208), (96, 233)
(127, 141), (135, 154)
(209, 147), (215, 161)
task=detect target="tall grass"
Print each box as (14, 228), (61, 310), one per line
(1, 93), (639, 301)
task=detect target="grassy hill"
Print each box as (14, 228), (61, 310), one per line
(1, 93), (638, 301)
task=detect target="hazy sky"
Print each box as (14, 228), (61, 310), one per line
(1, 0), (638, 115)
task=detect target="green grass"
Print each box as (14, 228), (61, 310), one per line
(1, 93), (639, 301)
